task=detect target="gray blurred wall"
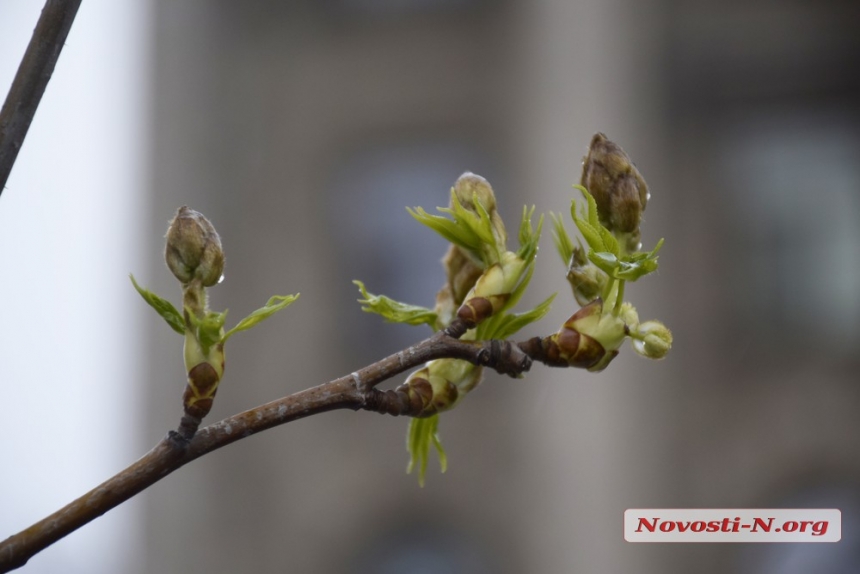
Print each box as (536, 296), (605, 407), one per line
(141, 1), (860, 573)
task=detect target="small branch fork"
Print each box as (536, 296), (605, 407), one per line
(0, 320), (559, 572)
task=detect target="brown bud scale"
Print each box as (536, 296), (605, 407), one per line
(183, 394), (214, 419)
(405, 377), (434, 411)
(456, 296), (494, 328)
(183, 362), (221, 418)
(188, 362), (220, 397)
(555, 328), (606, 369)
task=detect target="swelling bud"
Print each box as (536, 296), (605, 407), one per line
(453, 172), (507, 246)
(165, 206), (225, 286)
(580, 133), (648, 253)
(566, 245), (607, 306)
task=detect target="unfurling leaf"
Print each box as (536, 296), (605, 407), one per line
(408, 187), (504, 268)
(588, 251), (620, 276)
(222, 294), (300, 342)
(130, 274), (185, 335)
(572, 186), (620, 257)
(516, 206), (542, 263)
(407, 414), (447, 487)
(188, 309), (228, 353)
(480, 293), (557, 341)
(550, 212), (575, 266)
(354, 281), (437, 328)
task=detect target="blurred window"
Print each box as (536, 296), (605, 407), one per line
(718, 111), (860, 357)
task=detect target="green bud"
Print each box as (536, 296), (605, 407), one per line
(456, 251), (527, 328)
(182, 328), (225, 419)
(566, 245), (607, 306)
(580, 133), (648, 253)
(631, 320), (672, 359)
(400, 359), (482, 417)
(541, 299), (628, 372)
(165, 206), (225, 287)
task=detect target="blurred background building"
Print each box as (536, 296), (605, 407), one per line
(2, 0), (859, 573)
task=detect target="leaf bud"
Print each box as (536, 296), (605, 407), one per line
(183, 361), (220, 418)
(452, 172), (507, 246)
(399, 359), (483, 417)
(540, 299), (628, 372)
(434, 245), (484, 329)
(455, 251), (526, 328)
(402, 368), (459, 417)
(165, 206), (225, 286)
(566, 245), (607, 306)
(580, 133), (648, 253)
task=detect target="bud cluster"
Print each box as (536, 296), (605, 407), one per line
(353, 172), (550, 483)
(401, 172), (543, 418)
(548, 133), (672, 372)
(134, 207), (297, 439)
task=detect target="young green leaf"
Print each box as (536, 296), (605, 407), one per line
(516, 206), (542, 263)
(598, 225), (620, 257)
(613, 238), (663, 281)
(407, 414), (446, 487)
(408, 205), (487, 264)
(222, 294), (300, 342)
(574, 184), (600, 228)
(571, 186), (623, 257)
(572, 211), (606, 254)
(452, 193), (496, 249)
(130, 274), (185, 335)
(646, 237), (665, 258)
(408, 189), (505, 267)
(588, 251), (620, 276)
(551, 212), (575, 265)
(354, 281), (437, 328)
(187, 309), (227, 353)
(480, 293), (556, 341)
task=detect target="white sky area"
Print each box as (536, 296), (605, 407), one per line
(0, 2), (149, 572)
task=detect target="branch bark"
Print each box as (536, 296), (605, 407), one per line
(0, 325), (541, 572)
(0, 0), (82, 195)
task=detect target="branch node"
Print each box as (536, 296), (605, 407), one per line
(176, 414), (202, 442)
(443, 318), (469, 339)
(351, 371), (368, 394)
(490, 340), (533, 377)
(363, 387), (423, 417)
(166, 430), (190, 451)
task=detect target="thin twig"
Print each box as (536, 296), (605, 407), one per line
(0, 327), (542, 572)
(0, 0), (82, 195)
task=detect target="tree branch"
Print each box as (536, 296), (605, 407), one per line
(0, 0), (82, 195)
(0, 324), (541, 572)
